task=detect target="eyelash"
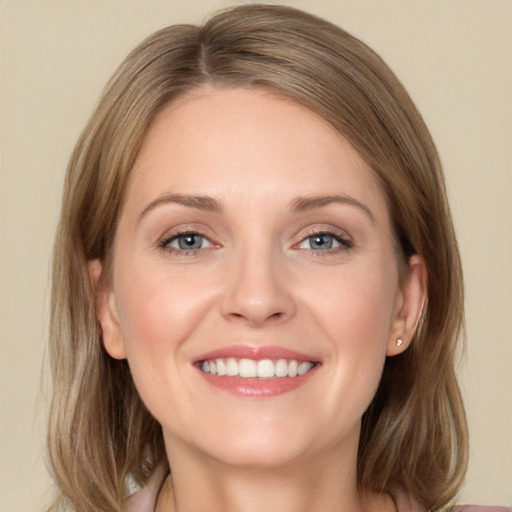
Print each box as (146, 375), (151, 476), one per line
(159, 229), (216, 257)
(295, 228), (353, 255)
(158, 228), (353, 257)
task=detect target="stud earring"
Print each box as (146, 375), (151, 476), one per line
(396, 338), (403, 347)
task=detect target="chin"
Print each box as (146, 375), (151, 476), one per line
(204, 437), (311, 470)
(164, 412), (357, 471)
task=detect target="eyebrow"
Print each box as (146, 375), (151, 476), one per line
(290, 194), (375, 223)
(138, 193), (224, 222)
(138, 193), (374, 223)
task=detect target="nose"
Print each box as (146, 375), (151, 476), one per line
(220, 246), (296, 327)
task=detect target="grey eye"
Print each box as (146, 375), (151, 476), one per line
(300, 234), (340, 250)
(170, 234), (208, 250)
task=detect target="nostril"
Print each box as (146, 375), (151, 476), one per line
(227, 310), (286, 325)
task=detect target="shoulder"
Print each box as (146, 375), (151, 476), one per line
(451, 507), (511, 512)
(123, 464), (169, 512)
(392, 488), (511, 512)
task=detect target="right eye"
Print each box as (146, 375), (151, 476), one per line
(299, 233), (342, 251)
(160, 232), (215, 254)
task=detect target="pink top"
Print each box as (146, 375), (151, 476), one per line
(123, 467), (511, 512)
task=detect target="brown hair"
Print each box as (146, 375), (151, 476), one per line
(48, 4), (467, 511)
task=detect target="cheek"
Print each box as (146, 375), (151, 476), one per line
(306, 258), (398, 411)
(312, 258), (397, 345)
(114, 256), (211, 349)
(111, 256), (221, 409)
(111, 264), (199, 421)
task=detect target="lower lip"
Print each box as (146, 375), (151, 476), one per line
(196, 365), (319, 398)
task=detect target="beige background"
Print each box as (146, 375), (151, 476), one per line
(0, 1), (510, 511)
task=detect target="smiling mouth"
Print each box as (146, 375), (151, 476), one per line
(199, 358), (316, 378)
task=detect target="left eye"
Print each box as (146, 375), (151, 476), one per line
(167, 233), (212, 250)
(299, 233), (342, 251)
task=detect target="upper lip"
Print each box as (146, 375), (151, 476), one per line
(193, 344), (320, 364)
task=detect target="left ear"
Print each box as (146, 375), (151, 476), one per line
(88, 258), (127, 360)
(387, 255), (427, 356)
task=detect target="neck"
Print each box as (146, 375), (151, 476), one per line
(156, 435), (394, 512)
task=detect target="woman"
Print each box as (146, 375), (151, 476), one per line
(47, 4), (510, 512)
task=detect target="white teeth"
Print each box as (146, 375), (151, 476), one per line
(200, 357), (315, 378)
(257, 359), (274, 378)
(275, 359), (288, 377)
(226, 358), (239, 376)
(297, 361), (314, 376)
(288, 360), (298, 377)
(239, 359), (257, 378)
(216, 359), (227, 376)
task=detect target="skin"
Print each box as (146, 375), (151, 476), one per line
(91, 87), (427, 512)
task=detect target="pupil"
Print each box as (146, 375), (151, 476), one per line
(179, 234), (201, 249)
(312, 235), (332, 250)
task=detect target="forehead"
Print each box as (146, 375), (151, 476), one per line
(124, 86), (387, 219)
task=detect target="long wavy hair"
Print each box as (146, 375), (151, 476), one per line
(48, 4), (467, 511)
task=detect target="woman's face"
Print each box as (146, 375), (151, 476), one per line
(94, 87), (423, 469)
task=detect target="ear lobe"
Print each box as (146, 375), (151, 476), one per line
(387, 255), (427, 356)
(88, 259), (127, 360)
